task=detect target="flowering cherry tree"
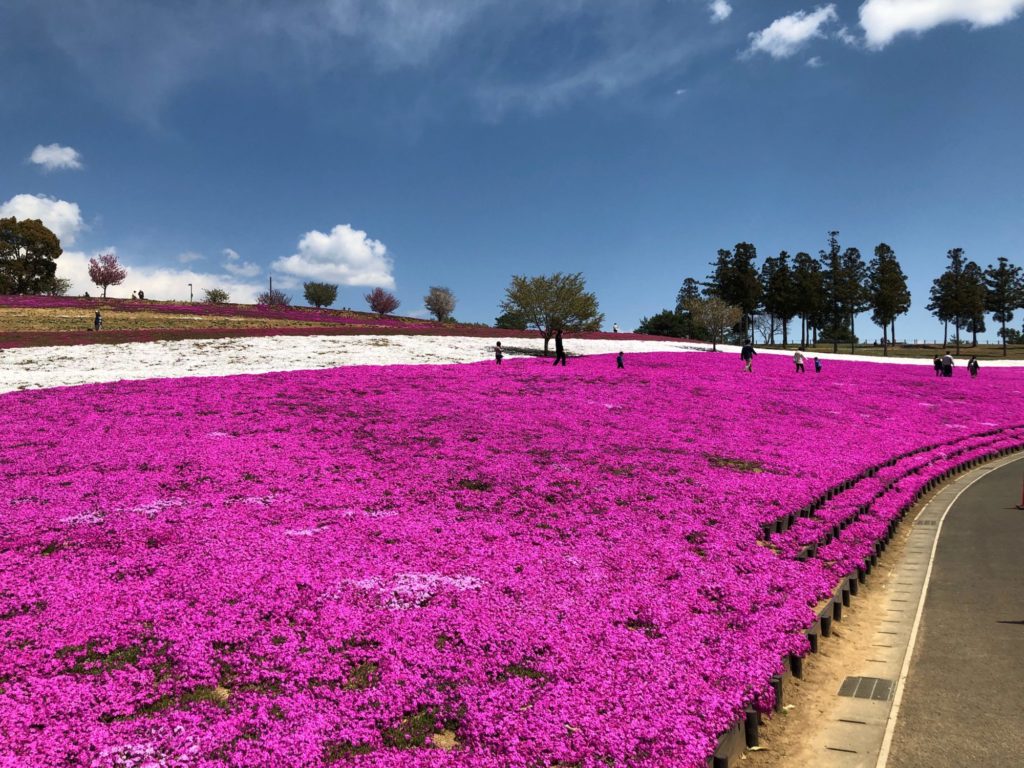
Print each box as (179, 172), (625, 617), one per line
(365, 286), (400, 316)
(87, 253), (127, 298)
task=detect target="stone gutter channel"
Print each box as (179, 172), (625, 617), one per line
(704, 433), (1024, 768)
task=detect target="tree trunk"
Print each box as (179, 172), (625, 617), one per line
(543, 334), (551, 355)
(881, 322), (888, 357)
(891, 318), (896, 345)
(850, 313), (856, 354)
(1003, 318), (1008, 357)
(782, 317), (789, 347)
(943, 321), (948, 347)
(954, 319), (961, 355)
(102, 285), (108, 298)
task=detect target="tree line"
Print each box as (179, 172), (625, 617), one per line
(638, 232), (1024, 356)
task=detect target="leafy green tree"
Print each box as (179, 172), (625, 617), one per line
(424, 285), (457, 322)
(867, 243), (911, 354)
(0, 216), (63, 294)
(494, 309), (528, 330)
(88, 253), (127, 298)
(984, 256), (1024, 356)
(682, 297), (742, 351)
(818, 232), (867, 352)
(635, 309), (692, 338)
(760, 251), (799, 346)
(792, 252), (823, 347)
(303, 281), (338, 309)
(203, 287), (230, 304)
(499, 272), (603, 353)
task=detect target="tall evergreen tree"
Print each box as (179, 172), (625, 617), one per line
(840, 246), (869, 352)
(867, 243), (911, 356)
(760, 251), (798, 346)
(792, 251), (822, 347)
(984, 256), (1024, 356)
(929, 248), (981, 354)
(819, 231), (866, 353)
(706, 243), (761, 340)
(962, 261), (987, 347)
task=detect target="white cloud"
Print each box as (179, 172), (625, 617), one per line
(0, 194), (85, 245)
(709, 0), (733, 23)
(272, 224), (395, 288)
(178, 251), (204, 263)
(221, 248), (261, 277)
(836, 25), (860, 45)
(28, 143), (83, 171)
(745, 5), (839, 59)
(55, 249), (264, 303)
(806, 55), (824, 67)
(859, 0), (1024, 48)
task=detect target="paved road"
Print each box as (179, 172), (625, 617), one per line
(887, 457), (1024, 767)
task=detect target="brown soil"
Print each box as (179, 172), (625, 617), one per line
(743, 495), (924, 767)
(0, 308), (333, 332)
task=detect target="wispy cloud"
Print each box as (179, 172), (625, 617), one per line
(28, 143), (83, 171)
(222, 248), (262, 278)
(709, 0), (732, 24)
(178, 251), (204, 264)
(859, 0), (1024, 49)
(745, 5), (839, 59)
(806, 56), (824, 68)
(14, 1), (727, 124)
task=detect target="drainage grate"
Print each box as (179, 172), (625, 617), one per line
(838, 676), (894, 701)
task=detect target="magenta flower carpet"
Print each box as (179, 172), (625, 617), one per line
(1, 353), (1021, 767)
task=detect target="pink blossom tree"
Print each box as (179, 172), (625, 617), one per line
(87, 253), (127, 298)
(365, 286), (400, 317)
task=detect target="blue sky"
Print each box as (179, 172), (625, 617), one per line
(2, 0), (1022, 341)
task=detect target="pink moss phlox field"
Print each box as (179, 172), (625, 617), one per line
(1, 352), (1022, 766)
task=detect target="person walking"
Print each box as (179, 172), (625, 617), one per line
(616, 351), (624, 369)
(494, 341), (503, 365)
(553, 329), (567, 366)
(941, 351), (954, 378)
(967, 356), (979, 378)
(793, 349), (806, 373)
(740, 341), (756, 372)
(933, 355), (943, 377)
(814, 356), (822, 373)
(93, 311), (102, 331)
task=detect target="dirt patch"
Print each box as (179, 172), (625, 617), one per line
(0, 308), (332, 333)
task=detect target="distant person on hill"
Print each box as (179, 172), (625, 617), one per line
(553, 329), (567, 366)
(967, 356), (979, 378)
(814, 356), (822, 373)
(83, 291), (90, 298)
(612, 323), (619, 333)
(617, 351), (624, 369)
(933, 355), (942, 377)
(93, 311), (102, 331)
(793, 349), (806, 373)
(740, 341), (756, 372)
(495, 341), (503, 365)
(138, 289), (145, 300)
(131, 291), (137, 300)
(941, 352), (954, 378)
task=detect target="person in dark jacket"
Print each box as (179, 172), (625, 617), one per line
(740, 341), (756, 372)
(495, 341), (503, 365)
(93, 311), (102, 331)
(967, 356), (979, 378)
(553, 329), (567, 366)
(616, 351), (624, 369)
(933, 355), (942, 377)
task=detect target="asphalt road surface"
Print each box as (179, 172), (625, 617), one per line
(887, 456), (1024, 767)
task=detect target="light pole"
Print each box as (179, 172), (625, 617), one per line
(188, 283), (193, 302)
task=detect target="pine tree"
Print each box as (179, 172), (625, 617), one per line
(867, 243), (911, 356)
(984, 256), (1024, 356)
(760, 251), (798, 346)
